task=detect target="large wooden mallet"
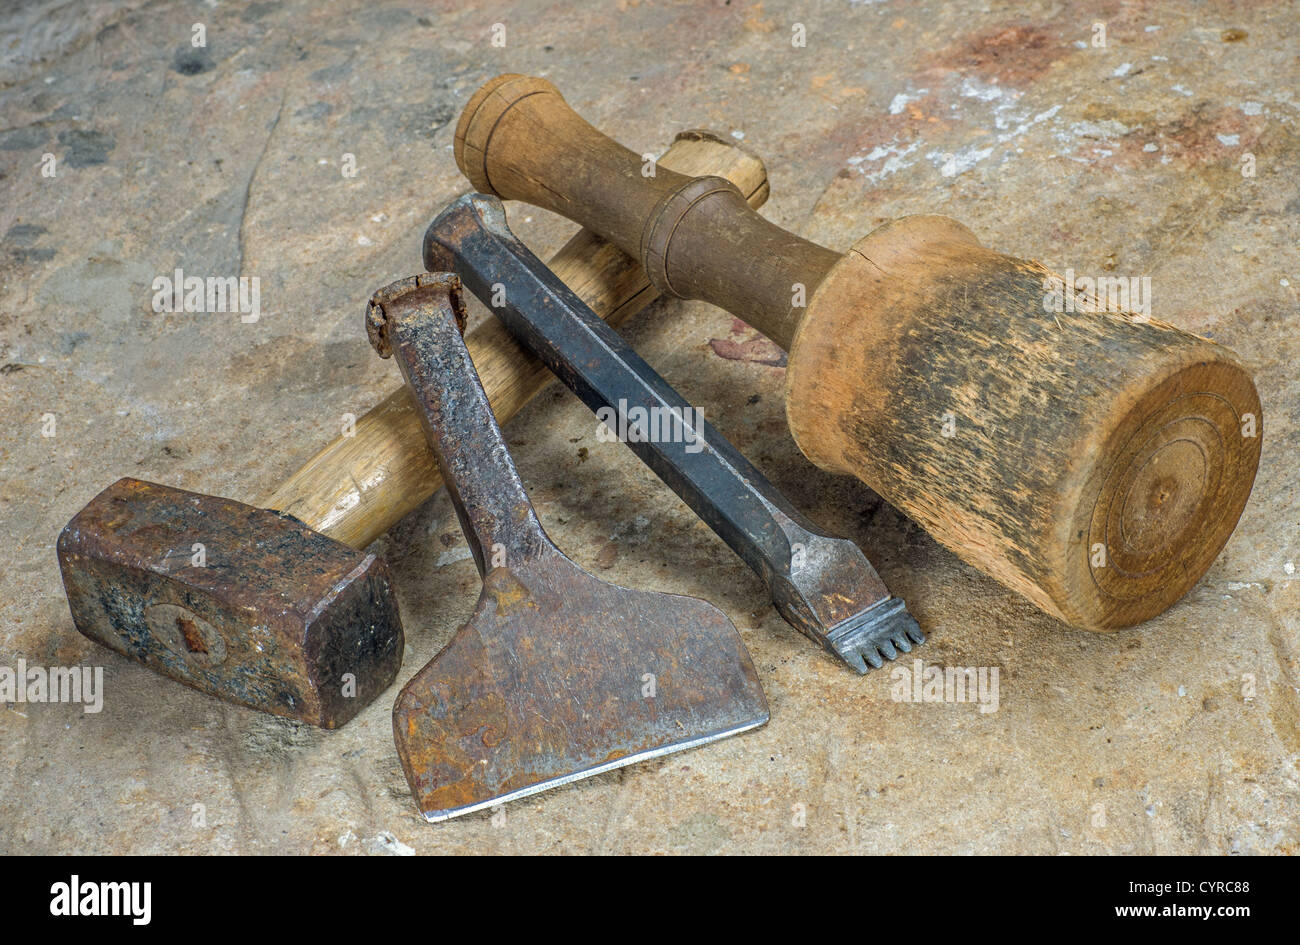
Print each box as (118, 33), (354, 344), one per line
(455, 74), (1262, 630)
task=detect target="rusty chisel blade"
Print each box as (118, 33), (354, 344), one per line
(424, 194), (924, 673)
(367, 273), (767, 821)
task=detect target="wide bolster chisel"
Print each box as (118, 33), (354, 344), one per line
(366, 274), (768, 821)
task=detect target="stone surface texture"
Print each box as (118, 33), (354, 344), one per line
(0, 0), (1296, 854)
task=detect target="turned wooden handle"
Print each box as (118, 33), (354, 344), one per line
(455, 74), (1264, 631)
(261, 131), (769, 549)
(455, 74), (836, 349)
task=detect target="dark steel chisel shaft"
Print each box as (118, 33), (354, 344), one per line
(424, 194), (924, 672)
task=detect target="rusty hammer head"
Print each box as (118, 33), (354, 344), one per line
(57, 478), (403, 727)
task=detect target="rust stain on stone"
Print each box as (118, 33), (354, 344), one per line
(926, 22), (1070, 86)
(708, 318), (787, 367)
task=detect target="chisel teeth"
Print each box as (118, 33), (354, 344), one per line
(824, 597), (925, 675)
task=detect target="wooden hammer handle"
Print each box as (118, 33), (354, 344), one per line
(455, 74), (838, 349)
(262, 131), (769, 549)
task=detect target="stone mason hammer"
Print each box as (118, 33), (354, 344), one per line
(455, 74), (1263, 631)
(56, 132), (769, 726)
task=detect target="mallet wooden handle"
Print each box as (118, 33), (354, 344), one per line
(455, 74), (1264, 631)
(262, 131), (769, 550)
(455, 75), (831, 350)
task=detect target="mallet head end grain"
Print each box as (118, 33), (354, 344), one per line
(785, 215), (1263, 630)
(57, 478), (404, 726)
(1056, 354), (1261, 629)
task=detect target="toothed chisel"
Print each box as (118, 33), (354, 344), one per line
(424, 193), (923, 672)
